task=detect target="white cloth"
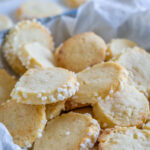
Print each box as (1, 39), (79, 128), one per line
(47, 0), (150, 50)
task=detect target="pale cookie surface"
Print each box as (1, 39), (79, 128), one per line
(65, 0), (87, 8)
(11, 68), (79, 105)
(69, 62), (128, 105)
(99, 127), (150, 150)
(55, 32), (106, 72)
(34, 112), (100, 150)
(18, 42), (55, 69)
(16, 0), (63, 20)
(0, 14), (13, 31)
(65, 99), (90, 111)
(46, 101), (65, 120)
(0, 69), (16, 105)
(72, 107), (93, 117)
(93, 84), (149, 129)
(2, 20), (54, 74)
(115, 47), (150, 97)
(0, 101), (46, 148)
(106, 39), (137, 60)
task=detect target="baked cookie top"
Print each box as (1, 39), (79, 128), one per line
(0, 101), (46, 148)
(93, 84), (149, 128)
(34, 112), (100, 150)
(11, 68), (79, 105)
(69, 62), (128, 105)
(55, 32), (106, 72)
(115, 47), (150, 97)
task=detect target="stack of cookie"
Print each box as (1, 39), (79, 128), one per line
(0, 0), (87, 31)
(0, 0), (88, 31)
(15, 0), (87, 21)
(0, 20), (150, 150)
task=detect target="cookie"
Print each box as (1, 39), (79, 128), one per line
(34, 112), (100, 150)
(72, 107), (93, 117)
(65, 99), (90, 111)
(92, 144), (98, 150)
(0, 69), (16, 105)
(99, 127), (150, 150)
(11, 68), (79, 105)
(0, 14), (13, 31)
(69, 62), (128, 105)
(0, 101), (46, 148)
(106, 39), (137, 60)
(2, 20), (54, 75)
(55, 32), (106, 72)
(143, 121), (150, 130)
(46, 101), (65, 120)
(65, 0), (87, 8)
(143, 122), (150, 130)
(93, 84), (149, 129)
(16, 0), (63, 20)
(115, 47), (150, 98)
(55, 43), (63, 56)
(18, 42), (55, 69)
(143, 112), (150, 130)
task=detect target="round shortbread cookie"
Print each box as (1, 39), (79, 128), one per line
(106, 39), (137, 60)
(68, 62), (128, 105)
(65, 0), (87, 8)
(11, 68), (79, 105)
(18, 42), (55, 69)
(16, 0), (63, 20)
(2, 20), (54, 75)
(93, 84), (149, 129)
(55, 32), (106, 72)
(99, 127), (150, 150)
(0, 101), (46, 148)
(0, 14), (13, 31)
(46, 101), (65, 120)
(34, 112), (100, 150)
(115, 47), (150, 98)
(0, 69), (16, 105)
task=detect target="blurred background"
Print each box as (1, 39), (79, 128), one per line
(0, 0), (79, 26)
